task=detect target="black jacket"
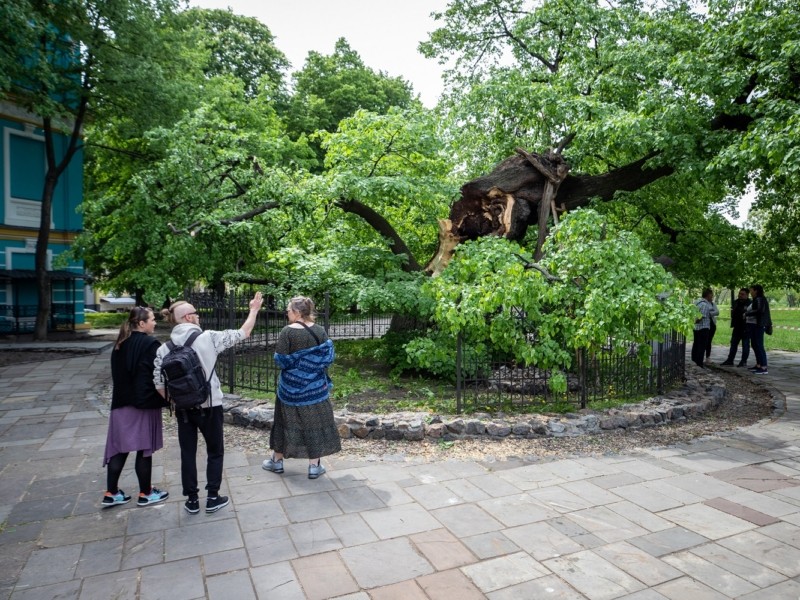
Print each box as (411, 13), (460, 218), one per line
(731, 298), (750, 332)
(110, 332), (165, 410)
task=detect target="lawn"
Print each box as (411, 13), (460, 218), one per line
(713, 307), (800, 353)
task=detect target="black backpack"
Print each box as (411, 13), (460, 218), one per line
(161, 330), (215, 410)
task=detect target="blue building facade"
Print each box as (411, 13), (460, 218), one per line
(0, 99), (86, 333)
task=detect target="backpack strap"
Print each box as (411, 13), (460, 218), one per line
(297, 321), (322, 345)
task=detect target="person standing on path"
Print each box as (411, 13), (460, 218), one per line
(102, 307), (169, 508)
(262, 296), (340, 479)
(721, 288), (751, 367)
(154, 292), (263, 514)
(746, 284), (771, 375)
(691, 288), (718, 368)
(705, 292), (719, 363)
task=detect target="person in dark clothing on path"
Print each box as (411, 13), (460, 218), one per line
(721, 288), (751, 367)
(102, 307), (169, 508)
(746, 284), (771, 375)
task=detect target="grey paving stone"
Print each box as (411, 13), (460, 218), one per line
(140, 557), (204, 600)
(292, 551), (359, 600)
(280, 491), (342, 523)
(544, 550), (646, 599)
(78, 568), (138, 600)
(207, 570), (256, 600)
(653, 575), (730, 600)
(326, 467), (370, 490)
(250, 560), (305, 600)
(340, 538), (433, 588)
(663, 549), (759, 597)
(0, 521), (42, 545)
(234, 498), (289, 532)
(244, 527), (298, 566)
(430, 503), (502, 538)
(718, 530), (800, 577)
(590, 471), (645, 489)
(75, 538), (123, 578)
(439, 478), (492, 503)
(565, 506), (649, 543)
(462, 551), (549, 594)
(595, 542), (682, 587)
(627, 526), (709, 557)
(40, 510), (128, 548)
(6, 496), (76, 525)
(202, 548), (250, 576)
(287, 518), (342, 556)
(658, 503), (756, 539)
(124, 501), (179, 535)
(283, 473), (338, 496)
(329, 485), (386, 513)
(477, 493), (558, 527)
(403, 483), (464, 510)
(9, 579), (81, 600)
(495, 464), (566, 491)
(465, 473), (523, 498)
(611, 481), (695, 512)
(16, 544), (82, 588)
(164, 518), (243, 561)
(327, 513), (379, 547)
(24, 475), (98, 501)
(759, 521), (800, 548)
(367, 482), (414, 506)
(526, 485), (597, 513)
(503, 521), (584, 560)
(737, 579), (800, 600)
(462, 531), (520, 559)
(121, 531), (164, 570)
(230, 481), (291, 504)
(362, 502), (442, 539)
(605, 501), (676, 533)
(689, 542), (786, 588)
(486, 574), (586, 600)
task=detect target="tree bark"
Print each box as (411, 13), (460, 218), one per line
(336, 198), (422, 272)
(425, 149), (674, 275)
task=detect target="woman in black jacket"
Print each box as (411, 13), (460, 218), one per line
(101, 307), (169, 508)
(746, 284), (771, 375)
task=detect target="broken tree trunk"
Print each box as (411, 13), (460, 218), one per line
(425, 148), (570, 275)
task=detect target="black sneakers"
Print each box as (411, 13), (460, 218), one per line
(206, 495), (229, 513)
(184, 498), (200, 514)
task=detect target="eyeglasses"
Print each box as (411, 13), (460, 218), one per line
(186, 311), (198, 317)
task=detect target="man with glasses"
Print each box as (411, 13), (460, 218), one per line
(154, 292), (263, 514)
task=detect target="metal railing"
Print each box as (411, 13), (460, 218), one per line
(456, 331), (685, 413)
(183, 290), (395, 395)
(0, 304), (77, 333)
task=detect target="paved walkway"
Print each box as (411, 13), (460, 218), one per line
(0, 346), (799, 600)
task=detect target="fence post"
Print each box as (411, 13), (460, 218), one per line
(323, 291), (330, 334)
(579, 348), (588, 409)
(226, 291), (235, 394)
(656, 336), (664, 394)
(456, 333), (463, 413)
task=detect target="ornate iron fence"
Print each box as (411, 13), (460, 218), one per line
(456, 331), (685, 413)
(184, 290), (394, 395)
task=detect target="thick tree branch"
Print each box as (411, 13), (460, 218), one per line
(168, 201), (279, 236)
(335, 198), (422, 272)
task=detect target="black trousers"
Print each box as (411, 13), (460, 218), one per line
(706, 321), (717, 358)
(177, 405), (224, 498)
(692, 328), (710, 367)
(726, 327), (750, 364)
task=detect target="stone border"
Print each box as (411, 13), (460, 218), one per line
(223, 367), (781, 441)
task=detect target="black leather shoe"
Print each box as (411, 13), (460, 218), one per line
(720, 360), (734, 366)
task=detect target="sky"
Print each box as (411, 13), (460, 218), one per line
(189, 0), (450, 107)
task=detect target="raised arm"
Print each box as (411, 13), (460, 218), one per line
(240, 291), (264, 339)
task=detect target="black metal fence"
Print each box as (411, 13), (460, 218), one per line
(456, 331), (686, 413)
(0, 303), (77, 333)
(184, 290), (685, 410)
(184, 290), (393, 395)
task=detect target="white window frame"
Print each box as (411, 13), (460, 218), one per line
(3, 125), (52, 228)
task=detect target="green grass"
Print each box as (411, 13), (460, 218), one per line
(85, 312), (127, 328)
(714, 307), (800, 352)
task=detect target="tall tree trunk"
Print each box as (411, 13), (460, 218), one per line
(33, 174), (58, 340)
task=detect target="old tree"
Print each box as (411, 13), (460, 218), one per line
(414, 0), (799, 286)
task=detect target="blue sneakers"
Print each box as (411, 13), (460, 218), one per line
(137, 487), (169, 506)
(102, 489), (131, 508)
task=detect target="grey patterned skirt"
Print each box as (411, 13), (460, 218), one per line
(270, 398), (341, 459)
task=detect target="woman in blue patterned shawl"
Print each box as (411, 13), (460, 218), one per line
(263, 296), (340, 479)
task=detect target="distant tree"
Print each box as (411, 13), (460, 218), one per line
(286, 38), (416, 166)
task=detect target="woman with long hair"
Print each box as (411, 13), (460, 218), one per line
(262, 296), (340, 479)
(101, 307), (169, 508)
(746, 284), (771, 375)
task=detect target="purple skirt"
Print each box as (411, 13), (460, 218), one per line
(103, 406), (164, 466)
